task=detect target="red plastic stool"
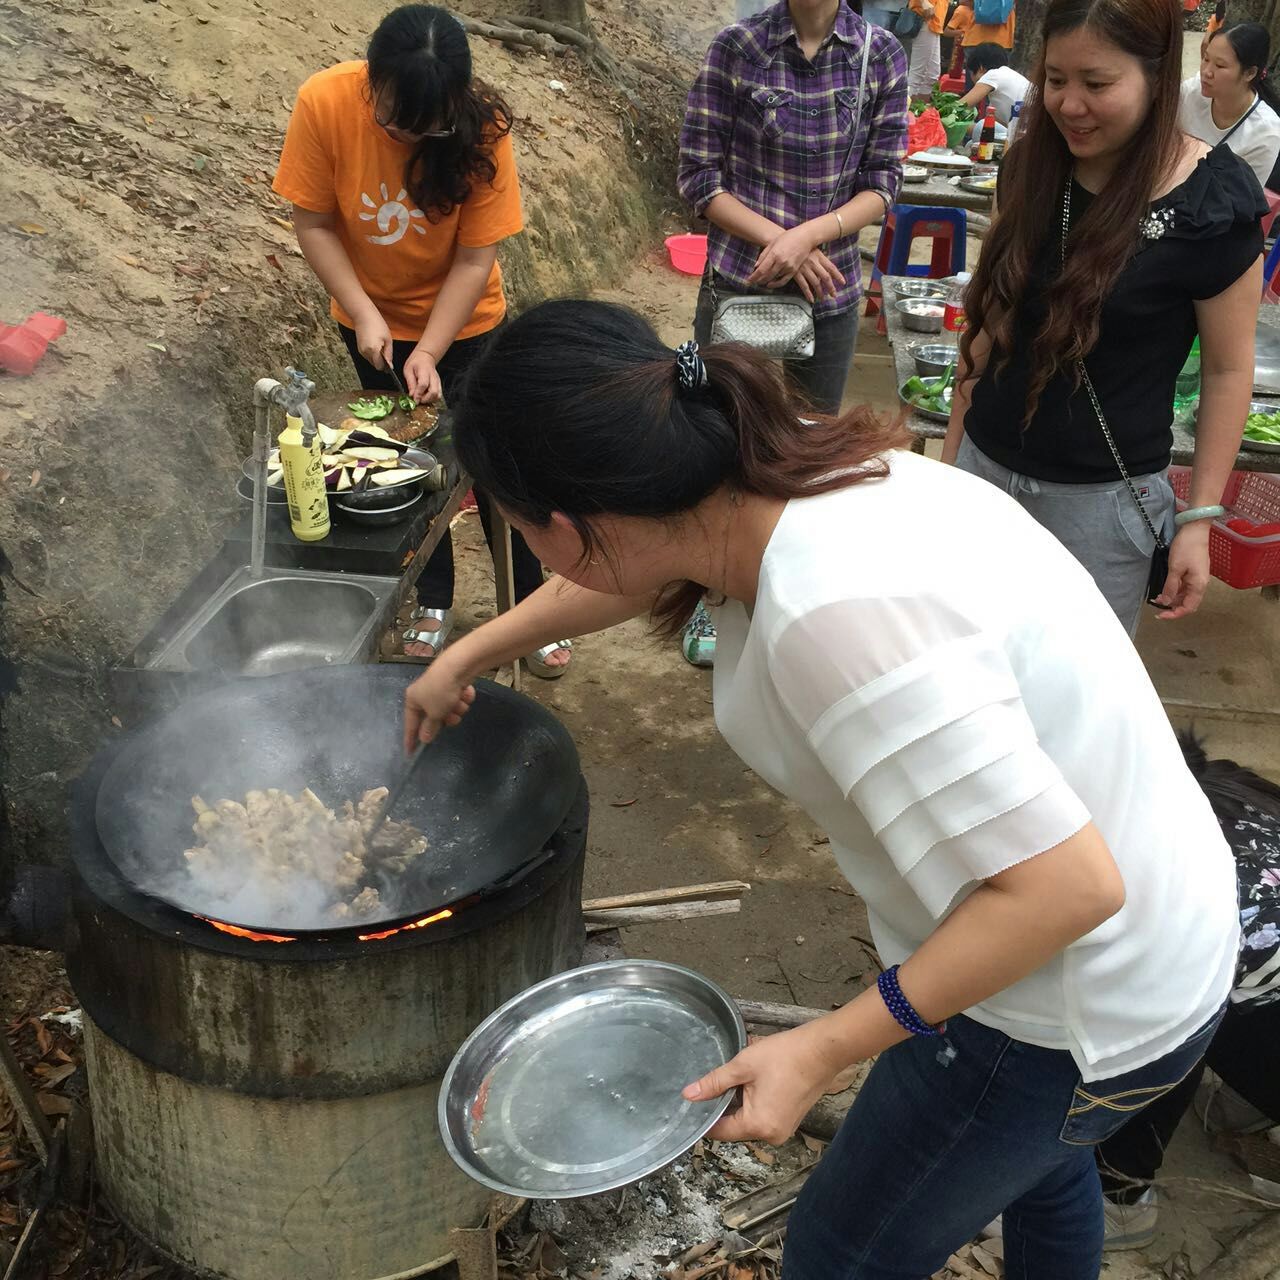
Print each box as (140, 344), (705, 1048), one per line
(1262, 188), (1280, 238)
(938, 73), (966, 95)
(866, 205), (968, 334)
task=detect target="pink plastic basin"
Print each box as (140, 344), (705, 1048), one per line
(665, 233), (708, 276)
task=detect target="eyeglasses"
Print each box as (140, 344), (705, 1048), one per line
(374, 110), (456, 140)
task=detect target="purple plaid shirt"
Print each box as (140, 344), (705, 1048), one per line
(678, 2), (907, 315)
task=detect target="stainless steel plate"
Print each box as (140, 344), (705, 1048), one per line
(439, 960), (747, 1199)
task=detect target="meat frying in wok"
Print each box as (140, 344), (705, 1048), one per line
(184, 786), (429, 921)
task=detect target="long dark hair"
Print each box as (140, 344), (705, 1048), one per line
(454, 300), (908, 636)
(366, 5), (513, 220)
(961, 0), (1184, 425)
(1208, 23), (1280, 115)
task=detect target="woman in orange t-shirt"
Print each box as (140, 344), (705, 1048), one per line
(274, 4), (571, 674)
(947, 0), (1016, 51)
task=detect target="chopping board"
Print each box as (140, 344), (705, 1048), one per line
(307, 387), (445, 445)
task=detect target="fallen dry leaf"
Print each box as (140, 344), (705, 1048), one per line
(37, 1093), (73, 1116)
(16, 222), (47, 235)
(117, 253), (141, 267)
(35, 1062), (77, 1087)
(824, 1063), (863, 1094)
(609, 798), (638, 807)
(0, 467), (10, 483)
(269, 214), (294, 232)
(29, 469), (40, 488)
(746, 1142), (775, 1166)
(142, 113), (155, 125)
(111, 716), (123, 729)
(265, 253), (283, 271)
(0, 1157), (23, 1173)
(801, 1132), (827, 1156)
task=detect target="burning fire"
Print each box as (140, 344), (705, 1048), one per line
(199, 917), (297, 943)
(358, 908), (453, 942)
(197, 907), (454, 944)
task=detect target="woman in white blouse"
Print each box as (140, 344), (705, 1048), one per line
(1181, 23), (1280, 189)
(403, 300), (1238, 1279)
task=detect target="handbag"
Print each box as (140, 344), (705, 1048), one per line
(707, 33), (873, 360)
(891, 5), (924, 39)
(1060, 179), (1170, 603)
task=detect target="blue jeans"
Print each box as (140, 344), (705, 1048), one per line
(783, 1011), (1222, 1280)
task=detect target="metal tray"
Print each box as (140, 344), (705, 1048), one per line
(900, 379), (953, 425)
(1254, 324), (1280, 396)
(957, 176), (997, 197)
(439, 960), (747, 1198)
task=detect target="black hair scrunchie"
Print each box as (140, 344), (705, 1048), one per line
(674, 340), (709, 392)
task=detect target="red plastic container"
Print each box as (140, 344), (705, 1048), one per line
(1169, 466), (1280, 589)
(665, 233), (708, 277)
(0, 325), (49, 376)
(25, 312), (67, 342)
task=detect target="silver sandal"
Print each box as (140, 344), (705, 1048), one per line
(402, 606), (453, 661)
(525, 639), (573, 680)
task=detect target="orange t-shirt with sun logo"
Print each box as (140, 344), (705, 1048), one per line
(273, 61), (524, 342)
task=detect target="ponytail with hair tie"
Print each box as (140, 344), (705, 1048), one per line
(674, 340), (709, 392)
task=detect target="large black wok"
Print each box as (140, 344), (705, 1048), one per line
(93, 666), (581, 935)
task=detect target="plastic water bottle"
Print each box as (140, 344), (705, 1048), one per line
(1006, 100), (1023, 149)
(1172, 337), (1201, 415)
(943, 272), (972, 334)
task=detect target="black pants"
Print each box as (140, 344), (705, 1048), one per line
(339, 325), (545, 608)
(1095, 999), (1280, 1202)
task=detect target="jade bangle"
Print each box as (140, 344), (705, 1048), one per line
(1174, 505), (1225, 527)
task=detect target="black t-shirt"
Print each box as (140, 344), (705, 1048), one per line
(965, 146), (1265, 484)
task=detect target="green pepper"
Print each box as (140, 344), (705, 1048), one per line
(347, 395), (397, 420)
(902, 376), (928, 399)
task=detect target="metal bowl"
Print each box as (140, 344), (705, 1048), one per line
(1192, 399), (1280, 454)
(331, 447), (441, 510)
(240, 456), (285, 491)
(911, 343), (958, 378)
(234, 475), (289, 506)
(891, 280), (950, 303)
(902, 164), (929, 183)
(439, 959), (747, 1199)
(333, 490), (425, 527)
(896, 298), (946, 334)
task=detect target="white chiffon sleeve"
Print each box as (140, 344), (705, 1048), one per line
(770, 600), (1091, 918)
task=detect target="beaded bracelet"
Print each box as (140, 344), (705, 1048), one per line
(1174, 505), (1226, 527)
(877, 965), (943, 1038)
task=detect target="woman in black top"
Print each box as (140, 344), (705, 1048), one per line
(943, 0), (1263, 636)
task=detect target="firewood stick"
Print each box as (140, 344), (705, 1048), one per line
(582, 881), (750, 912)
(582, 900), (741, 927)
(733, 999), (830, 1028)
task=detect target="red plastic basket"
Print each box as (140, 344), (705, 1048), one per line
(1169, 466), (1280, 589)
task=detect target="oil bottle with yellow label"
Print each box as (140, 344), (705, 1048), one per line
(278, 413), (330, 542)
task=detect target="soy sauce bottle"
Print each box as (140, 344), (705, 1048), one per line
(976, 106), (998, 163)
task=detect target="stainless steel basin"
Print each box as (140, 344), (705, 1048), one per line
(144, 568), (399, 677)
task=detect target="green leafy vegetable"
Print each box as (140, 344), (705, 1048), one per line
(1244, 409), (1280, 443)
(903, 367), (956, 414)
(398, 394), (415, 412)
(347, 395), (396, 420)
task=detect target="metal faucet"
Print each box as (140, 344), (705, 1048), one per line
(249, 370), (317, 580)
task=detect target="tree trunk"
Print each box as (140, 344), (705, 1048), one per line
(531, 0), (590, 31)
(1012, 0), (1049, 72)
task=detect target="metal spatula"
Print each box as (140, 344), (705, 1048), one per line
(366, 741), (428, 843)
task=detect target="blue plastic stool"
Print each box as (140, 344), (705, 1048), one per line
(867, 205), (968, 333)
(1263, 235), (1280, 299)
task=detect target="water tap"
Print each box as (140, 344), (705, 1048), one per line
(280, 367), (318, 442)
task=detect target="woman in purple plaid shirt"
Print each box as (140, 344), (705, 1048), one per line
(679, 1), (908, 416)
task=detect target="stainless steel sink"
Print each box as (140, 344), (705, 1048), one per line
(144, 567), (399, 677)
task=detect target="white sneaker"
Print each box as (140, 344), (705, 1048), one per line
(1194, 1071), (1272, 1135)
(1102, 1187), (1158, 1251)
